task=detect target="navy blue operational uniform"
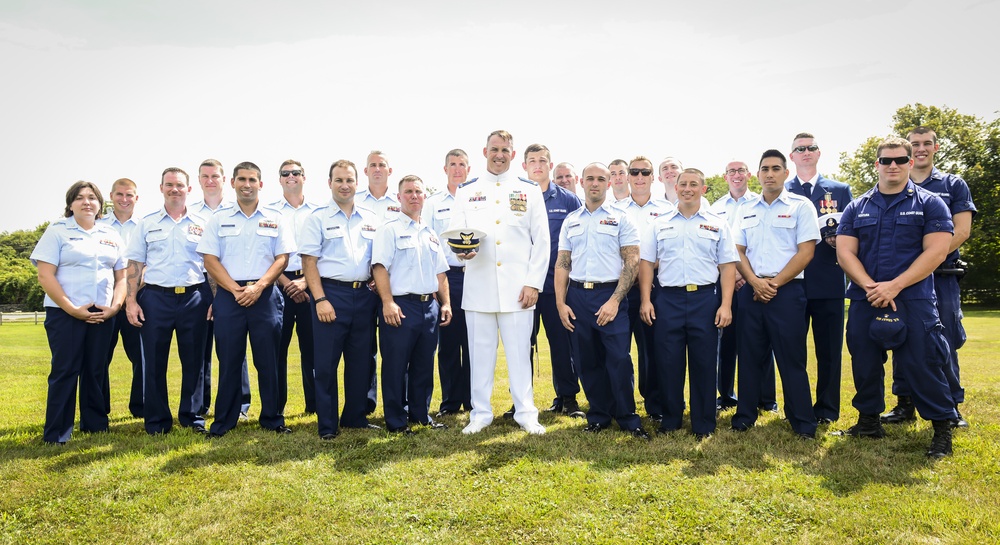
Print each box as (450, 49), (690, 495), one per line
(31, 216), (126, 444)
(425, 191), (472, 414)
(197, 203), (295, 436)
(892, 168), (976, 406)
(710, 190), (777, 411)
(557, 201), (643, 433)
(731, 190), (820, 437)
(640, 207), (738, 436)
(126, 207), (211, 434)
(372, 213), (450, 432)
(838, 181), (958, 421)
(535, 182), (582, 409)
(614, 196), (675, 419)
(271, 197), (319, 415)
(98, 213), (143, 418)
(786, 174), (852, 422)
(299, 201), (380, 437)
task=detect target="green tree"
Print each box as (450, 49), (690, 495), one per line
(0, 224), (47, 310)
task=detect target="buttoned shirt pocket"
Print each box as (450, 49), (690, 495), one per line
(145, 229), (170, 261)
(696, 227), (721, 242)
(565, 222), (585, 239)
(322, 225), (346, 240)
(773, 216), (796, 229)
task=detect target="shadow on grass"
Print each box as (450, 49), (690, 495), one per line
(0, 407), (953, 493)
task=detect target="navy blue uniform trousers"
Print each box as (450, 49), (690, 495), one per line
(278, 271), (315, 415)
(137, 285), (210, 434)
(209, 284), (285, 435)
(202, 302), (251, 415)
(313, 281), (378, 436)
(806, 298), (844, 421)
(848, 299), (957, 421)
(567, 285), (641, 431)
(379, 297), (438, 431)
(536, 290), (579, 399)
(104, 312), (142, 417)
(654, 285), (719, 435)
(717, 283), (778, 409)
(627, 284), (660, 416)
(438, 267), (471, 412)
(732, 281), (817, 436)
(43, 307), (113, 443)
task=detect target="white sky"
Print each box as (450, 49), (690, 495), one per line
(1, 0), (997, 232)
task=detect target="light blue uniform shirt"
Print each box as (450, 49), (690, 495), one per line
(733, 190), (820, 279)
(298, 202), (378, 281)
(30, 216), (126, 308)
(613, 197), (676, 242)
(424, 190), (463, 267)
(196, 204), (296, 280)
(640, 208), (739, 287)
(189, 199), (233, 218)
(372, 216), (449, 295)
(710, 190), (759, 227)
(269, 197), (318, 272)
(558, 201), (639, 283)
(98, 214), (140, 249)
(126, 207), (209, 287)
(356, 188), (401, 225)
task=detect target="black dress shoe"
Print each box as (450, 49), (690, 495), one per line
(502, 405), (516, 420)
(648, 413), (663, 423)
(189, 425), (209, 435)
(880, 395), (916, 424)
(320, 432), (339, 440)
(388, 426), (415, 435)
(435, 409), (461, 417)
(543, 397), (563, 412)
(271, 425), (293, 434)
(365, 423), (383, 430)
(582, 422), (608, 433)
(796, 432), (816, 441)
(562, 397), (586, 418)
(629, 428), (651, 440)
(817, 417), (835, 425)
(950, 407), (969, 429)
(694, 433), (712, 442)
(424, 420), (448, 430)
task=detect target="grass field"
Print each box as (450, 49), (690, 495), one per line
(2, 309), (999, 544)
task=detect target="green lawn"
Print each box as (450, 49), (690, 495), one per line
(2, 310), (999, 544)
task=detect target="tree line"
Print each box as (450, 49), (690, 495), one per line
(2, 103), (997, 309)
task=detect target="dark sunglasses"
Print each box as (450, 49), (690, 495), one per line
(877, 156), (910, 166)
(629, 168), (652, 176)
(792, 145), (820, 153)
(280, 170), (303, 177)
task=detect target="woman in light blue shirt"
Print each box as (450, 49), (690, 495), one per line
(30, 181), (127, 444)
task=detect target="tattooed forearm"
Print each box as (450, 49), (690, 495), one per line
(613, 246), (640, 302)
(126, 261), (144, 300)
(555, 250), (573, 272)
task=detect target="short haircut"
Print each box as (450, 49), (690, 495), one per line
(64, 181), (104, 219)
(397, 174), (424, 191)
(555, 162), (576, 172)
(444, 148), (469, 164)
(759, 149), (787, 169)
(906, 126), (937, 143)
(678, 168), (705, 185)
(160, 168), (189, 185)
(609, 159), (628, 168)
(279, 159), (304, 175)
(792, 132), (815, 145)
(877, 136), (912, 157)
(232, 161), (262, 179)
(523, 143), (551, 161)
(487, 130), (513, 145)
(200, 158), (224, 172)
(367, 150), (389, 167)
(581, 162), (609, 178)
(328, 159), (358, 180)
(111, 177), (137, 192)
(629, 156), (653, 169)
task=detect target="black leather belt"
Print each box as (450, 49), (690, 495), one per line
(661, 284), (714, 292)
(235, 280), (260, 286)
(398, 293), (434, 302)
(570, 280), (617, 290)
(144, 282), (206, 294)
(448, 266), (466, 273)
(323, 278), (370, 289)
(283, 270), (304, 278)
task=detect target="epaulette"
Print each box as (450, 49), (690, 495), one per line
(518, 177), (538, 186)
(458, 177), (479, 189)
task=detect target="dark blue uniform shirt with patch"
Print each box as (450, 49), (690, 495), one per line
(914, 167), (977, 263)
(541, 182), (582, 293)
(838, 181), (953, 301)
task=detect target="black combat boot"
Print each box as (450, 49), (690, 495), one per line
(845, 413), (886, 438)
(927, 419), (953, 458)
(880, 395), (916, 424)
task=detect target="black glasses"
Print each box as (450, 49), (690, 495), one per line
(792, 145), (819, 153)
(280, 170), (303, 177)
(726, 168), (748, 175)
(629, 168), (652, 176)
(877, 156), (910, 166)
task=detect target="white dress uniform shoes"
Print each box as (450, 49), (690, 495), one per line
(521, 422), (546, 435)
(462, 420), (490, 435)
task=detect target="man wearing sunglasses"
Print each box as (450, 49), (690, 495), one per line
(786, 133), (853, 426)
(710, 161), (778, 415)
(614, 156), (676, 423)
(730, 150), (819, 439)
(270, 160), (319, 416)
(836, 136), (957, 458)
(880, 127), (977, 429)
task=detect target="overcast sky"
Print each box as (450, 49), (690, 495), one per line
(1, 0), (996, 232)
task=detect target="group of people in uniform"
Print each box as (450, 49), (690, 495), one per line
(30, 127), (975, 458)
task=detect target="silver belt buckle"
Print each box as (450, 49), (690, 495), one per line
(583, 281), (594, 289)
